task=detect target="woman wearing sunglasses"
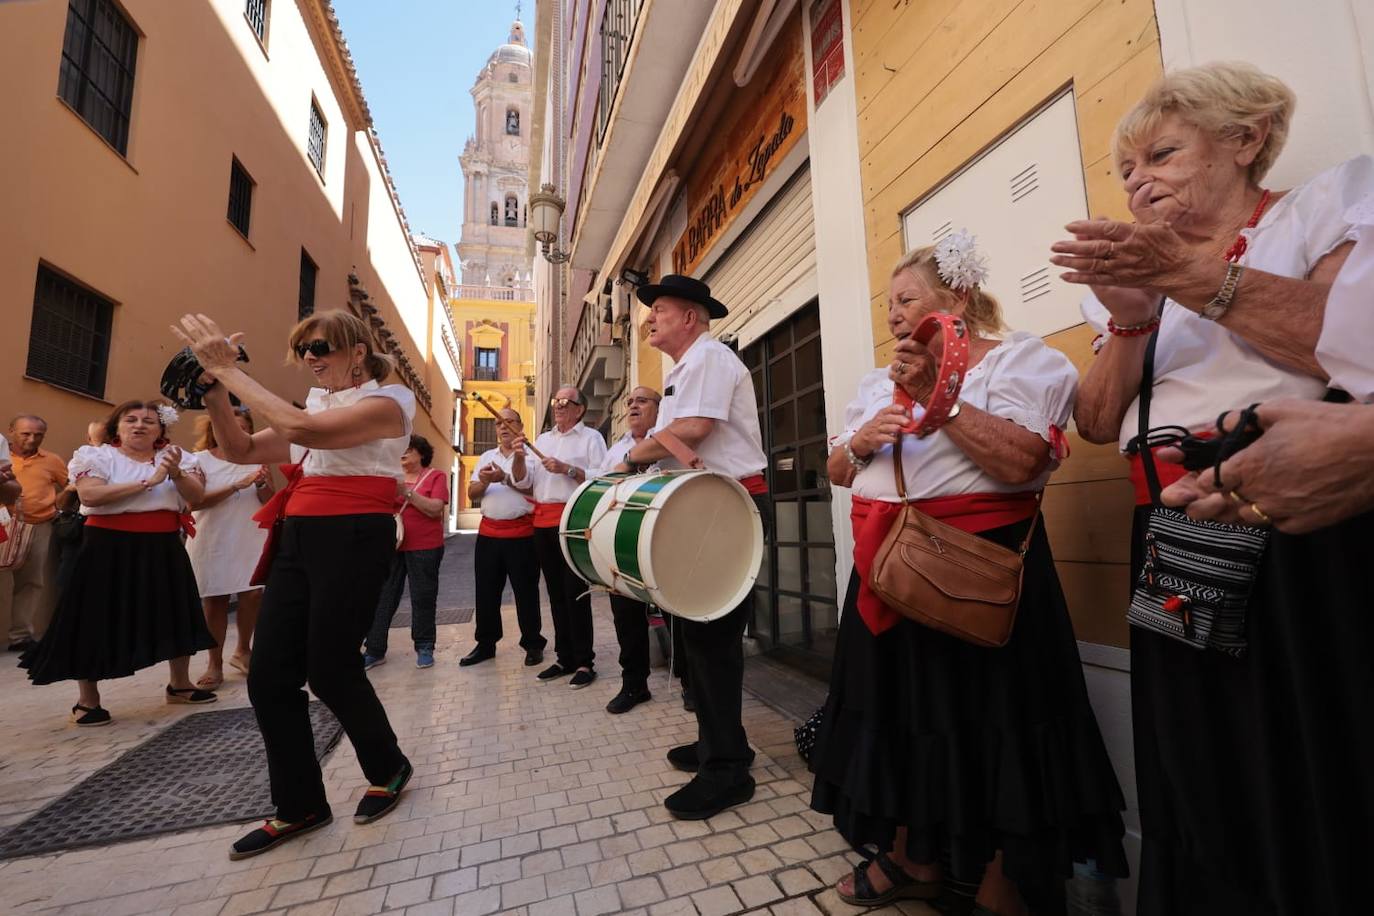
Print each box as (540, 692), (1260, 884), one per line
(172, 309), (413, 861)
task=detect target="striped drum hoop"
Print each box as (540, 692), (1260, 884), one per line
(559, 469), (763, 622)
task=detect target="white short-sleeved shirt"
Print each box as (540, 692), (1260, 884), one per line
(843, 333), (1077, 502)
(288, 380), (415, 479)
(652, 333), (766, 480)
(470, 447), (534, 520)
(1317, 192), (1374, 403)
(1082, 155), (1374, 449)
(600, 431), (643, 474)
(71, 445), (202, 515)
(531, 424), (607, 504)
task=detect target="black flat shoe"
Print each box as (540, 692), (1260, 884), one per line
(523, 650), (544, 667)
(536, 663), (570, 681)
(664, 773), (755, 820)
(666, 742), (700, 772)
(458, 645), (496, 667)
(682, 686), (696, 712)
(166, 685), (217, 705)
(835, 851), (942, 907)
(569, 668), (596, 689)
(230, 811), (332, 860)
(354, 759), (413, 824)
(606, 686), (650, 714)
(71, 704), (111, 727)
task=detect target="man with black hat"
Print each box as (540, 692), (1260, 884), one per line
(620, 274), (768, 820)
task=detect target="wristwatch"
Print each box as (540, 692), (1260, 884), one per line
(565, 467), (578, 479)
(1201, 262), (1245, 321)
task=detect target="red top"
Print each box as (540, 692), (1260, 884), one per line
(399, 470), (449, 551)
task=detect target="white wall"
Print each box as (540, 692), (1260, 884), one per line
(1154, 0), (1374, 186)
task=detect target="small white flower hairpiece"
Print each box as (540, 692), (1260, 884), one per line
(156, 404), (181, 428)
(933, 229), (989, 292)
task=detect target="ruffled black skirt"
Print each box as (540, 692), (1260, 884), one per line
(21, 527), (216, 684)
(1130, 505), (1374, 916)
(809, 519), (1127, 898)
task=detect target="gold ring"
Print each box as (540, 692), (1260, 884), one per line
(1248, 502), (1272, 525)
(894, 361), (907, 374)
(1105, 242), (1115, 260)
(1227, 490), (1245, 505)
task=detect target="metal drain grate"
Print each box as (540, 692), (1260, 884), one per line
(390, 606), (474, 628)
(0, 702), (343, 860)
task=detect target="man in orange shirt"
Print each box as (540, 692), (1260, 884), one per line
(2, 416), (69, 651)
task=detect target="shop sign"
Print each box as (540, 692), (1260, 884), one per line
(810, 0), (845, 107)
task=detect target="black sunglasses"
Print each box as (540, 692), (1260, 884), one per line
(294, 339), (334, 359)
(550, 396), (582, 408)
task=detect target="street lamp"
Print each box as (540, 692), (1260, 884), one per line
(528, 183), (571, 263)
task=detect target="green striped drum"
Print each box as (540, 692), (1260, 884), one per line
(558, 469), (763, 621)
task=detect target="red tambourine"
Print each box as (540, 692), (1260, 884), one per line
(893, 313), (970, 438)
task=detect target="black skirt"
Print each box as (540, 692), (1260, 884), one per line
(1130, 505), (1374, 916)
(21, 526), (216, 684)
(809, 519), (1128, 898)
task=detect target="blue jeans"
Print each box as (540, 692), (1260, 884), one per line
(365, 546), (443, 655)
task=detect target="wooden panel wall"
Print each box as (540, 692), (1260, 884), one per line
(851, 0), (1164, 647)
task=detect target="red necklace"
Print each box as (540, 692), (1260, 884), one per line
(1221, 189), (1271, 263)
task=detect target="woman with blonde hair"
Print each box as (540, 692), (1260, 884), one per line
(186, 410), (274, 689)
(173, 309), (414, 860)
(808, 237), (1125, 915)
(1051, 62), (1374, 914)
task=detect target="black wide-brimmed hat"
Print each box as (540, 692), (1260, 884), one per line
(635, 274), (729, 319)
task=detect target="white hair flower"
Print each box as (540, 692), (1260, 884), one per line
(156, 404), (181, 428)
(933, 229), (989, 292)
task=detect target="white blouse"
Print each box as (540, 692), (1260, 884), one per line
(840, 332), (1077, 502)
(187, 451), (269, 596)
(1317, 192), (1374, 403)
(1082, 155), (1374, 449)
(71, 445), (202, 515)
(470, 447), (534, 520)
(288, 380), (415, 479)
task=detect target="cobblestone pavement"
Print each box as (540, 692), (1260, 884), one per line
(0, 535), (935, 916)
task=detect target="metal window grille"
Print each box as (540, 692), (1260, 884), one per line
(298, 249), (317, 319)
(596, 0), (644, 144)
(26, 265), (114, 399)
(471, 418), (497, 455)
(57, 0), (139, 155)
(473, 348), (500, 381)
(307, 101), (326, 175)
(245, 0), (267, 41)
(227, 158), (253, 237)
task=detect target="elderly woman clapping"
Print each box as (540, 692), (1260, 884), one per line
(1051, 62), (1374, 916)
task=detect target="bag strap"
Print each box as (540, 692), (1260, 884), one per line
(1135, 300), (1167, 505)
(891, 431), (1042, 555)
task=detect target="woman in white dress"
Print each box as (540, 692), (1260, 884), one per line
(187, 410), (274, 690)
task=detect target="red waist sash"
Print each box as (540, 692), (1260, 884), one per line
(533, 502), (565, 528)
(850, 491), (1039, 636)
(86, 509), (195, 538)
(739, 474), (768, 495)
(1127, 448), (1190, 507)
(479, 516), (534, 538)
(252, 467), (397, 530)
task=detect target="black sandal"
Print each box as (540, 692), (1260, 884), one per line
(836, 851), (942, 906)
(70, 704), (111, 727)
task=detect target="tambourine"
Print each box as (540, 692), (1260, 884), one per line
(893, 313), (969, 438)
(159, 345), (249, 410)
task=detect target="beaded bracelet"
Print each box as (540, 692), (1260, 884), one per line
(1106, 315), (1161, 337)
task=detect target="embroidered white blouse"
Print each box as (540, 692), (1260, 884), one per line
(288, 380), (415, 480)
(839, 332), (1077, 503)
(1317, 191), (1374, 403)
(71, 445), (202, 515)
(1081, 155), (1374, 449)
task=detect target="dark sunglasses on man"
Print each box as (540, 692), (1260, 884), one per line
(549, 396), (581, 408)
(294, 339), (334, 359)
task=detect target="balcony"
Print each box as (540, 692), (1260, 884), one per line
(452, 283), (534, 302)
(470, 366), (501, 382)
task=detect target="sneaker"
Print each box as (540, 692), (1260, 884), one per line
(362, 654), (386, 670)
(70, 704), (111, 727)
(569, 668), (596, 689)
(166, 685), (218, 705)
(415, 650), (435, 669)
(606, 686), (650, 714)
(229, 811), (332, 860)
(536, 663), (570, 681)
(354, 758), (414, 824)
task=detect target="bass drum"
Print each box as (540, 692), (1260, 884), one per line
(559, 470), (763, 622)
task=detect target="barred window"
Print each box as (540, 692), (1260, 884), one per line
(474, 347), (500, 380)
(298, 249), (317, 319)
(244, 0), (268, 42)
(307, 101), (326, 175)
(26, 265), (115, 399)
(472, 418), (498, 454)
(57, 0), (139, 156)
(227, 158), (254, 238)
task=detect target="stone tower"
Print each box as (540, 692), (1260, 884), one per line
(457, 17), (534, 290)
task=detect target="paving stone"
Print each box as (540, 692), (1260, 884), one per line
(383, 877), (433, 909)
(430, 867), (477, 898)
(775, 867), (823, 896)
(572, 883), (620, 916)
(732, 875), (783, 908)
(617, 876), (666, 908)
(501, 875), (548, 908)
(692, 885), (745, 916)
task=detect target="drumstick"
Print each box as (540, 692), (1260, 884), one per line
(467, 392), (548, 460)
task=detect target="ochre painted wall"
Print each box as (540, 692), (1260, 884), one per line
(850, 0), (1165, 647)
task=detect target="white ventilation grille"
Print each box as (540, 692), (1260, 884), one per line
(1010, 163), (1039, 202)
(1019, 265), (1052, 304)
(932, 221), (953, 244)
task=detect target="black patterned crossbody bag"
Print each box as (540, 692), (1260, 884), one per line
(1124, 319), (1269, 656)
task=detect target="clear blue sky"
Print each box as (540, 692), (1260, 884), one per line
(332, 0), (530, 253)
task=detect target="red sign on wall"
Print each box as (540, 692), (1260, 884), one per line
(810, 0), (845, 107)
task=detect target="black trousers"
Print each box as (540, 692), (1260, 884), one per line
(473, 533), (545, 652)
(250, 515), (407, 821)
(532, 526), (595, 670)
(681, 493), (770, 780)
(608, 595), (651, 690)
(365, 545), (444, 656)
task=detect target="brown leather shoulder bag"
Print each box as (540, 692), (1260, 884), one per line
(867, 436), (1039, 648)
